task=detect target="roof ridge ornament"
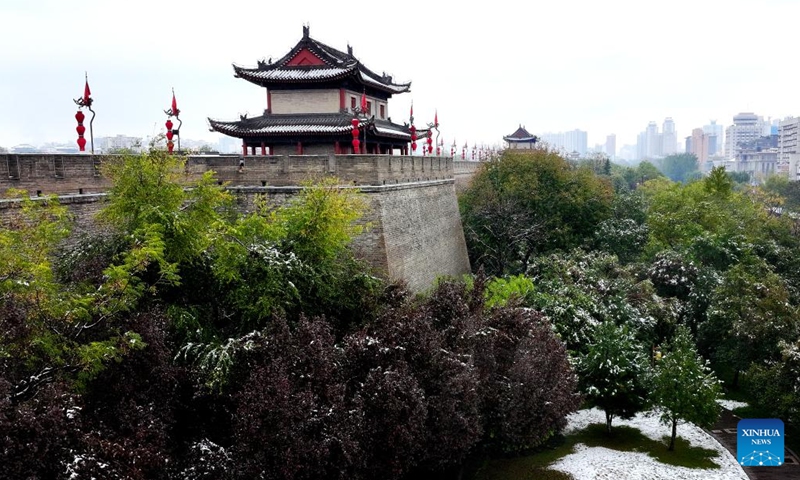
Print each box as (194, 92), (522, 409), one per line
(303, 25), (309, 39)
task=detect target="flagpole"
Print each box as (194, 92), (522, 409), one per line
(89, 105), (95, 155)
(85, 73), (95, 155)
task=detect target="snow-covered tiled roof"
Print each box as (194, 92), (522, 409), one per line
(232, 26), (411, 95)
(208, 113), (411, 140)
(236, 67), (352, 82)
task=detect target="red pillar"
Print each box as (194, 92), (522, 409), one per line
(250, 146), (256, 156)
(296, 142), (302, 154)
(242, 142), (248, 156)
(334, 141), (340, 154)
(261, 142), (266, 155)
(339, 88), (345, 111)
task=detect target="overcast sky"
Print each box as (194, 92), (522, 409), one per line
(2, 0), (799, 151)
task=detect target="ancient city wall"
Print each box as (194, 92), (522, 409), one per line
(453, 160), (482, 193)
(0, 153), (456, 195)
(1, 154), (476, 292)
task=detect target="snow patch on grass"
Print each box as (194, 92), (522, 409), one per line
(552, 408), (747, 480)
(716, 399), (749, 411)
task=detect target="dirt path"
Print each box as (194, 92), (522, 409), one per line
(708, 408), (800, 479)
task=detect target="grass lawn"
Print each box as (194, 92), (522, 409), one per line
(471, 422), (720, 480)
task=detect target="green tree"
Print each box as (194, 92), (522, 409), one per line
(727, 171), (750, 184)
(593, 191), (649, 263)
(460, 148), (613, 276)
(655, 153), (700, 183)
(704, 166), (733, 197)
(700, 259), (800, 386)
(576, 322), (651, 434)
(652, 325), (721, 451)
(97, 150), (232, 310)
(641, 176), (780, 255)
(0, 190), (145, 401)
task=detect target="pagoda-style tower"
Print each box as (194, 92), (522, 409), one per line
(209, 26), (413, 156)
(503, 125), (539, 149)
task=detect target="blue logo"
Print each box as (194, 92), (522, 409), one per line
(737, 418), (784, 467)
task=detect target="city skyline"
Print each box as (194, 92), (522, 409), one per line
(2, 0), (799, 151)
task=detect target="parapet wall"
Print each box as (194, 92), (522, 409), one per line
(453, 161), (482, 193)
(1, 154), (476, 293)
(0, 153), (456, 196)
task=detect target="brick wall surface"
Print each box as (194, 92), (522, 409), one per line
(1, 155), (474, 293)
(223, 181), (472, 289)
(1, 154), (457, 196)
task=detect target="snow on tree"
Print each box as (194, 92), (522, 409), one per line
(652, 325), (721, 451)
(576, 322), (651, 434)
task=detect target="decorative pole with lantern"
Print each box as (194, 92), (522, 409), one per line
(409, 103), (417, 155)
(351, 89), (373, 154)
(351, 117), (360, 153)
(427, 110), (440, 156)
(451, 139), (456, 158)
(164, 88), (182, 153)
(73, 73), (95, 154)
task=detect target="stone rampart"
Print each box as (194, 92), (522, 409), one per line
(1, 154), (455, 195)
(453, 160), (482, 193)
(1, 154), (473, 292)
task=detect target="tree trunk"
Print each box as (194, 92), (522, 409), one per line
(733, 369), (740, 389)
(606, 411), (613, 435)
(669, 419), (677, 451)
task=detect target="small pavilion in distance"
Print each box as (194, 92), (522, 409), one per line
(503, 125), (539, 149)
(209, 26), (416, 156)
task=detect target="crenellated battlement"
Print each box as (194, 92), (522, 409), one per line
(1, 153), (480, 292)
(0, 154), (461, 197)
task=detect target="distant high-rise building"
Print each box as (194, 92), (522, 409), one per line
(691, 128), (710, 164)
(703, 120), (723, 156)
(662, 118), (677, 156)
(605, 134), (616, 158)
(564, 129), (588, 156)
(779, 117), (800, 179)
(540, 129), (587, 157)
(540, 132), (566, 151)
(636, 122), (663, 160)
(725, 112), (764, 159)
(636, 131), (647, 160)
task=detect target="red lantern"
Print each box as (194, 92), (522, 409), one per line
(75, 110), (86, 151)
(427, 133), (433, 154)
(351, 118), (360, 153)
(165, 119), (175, 152)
